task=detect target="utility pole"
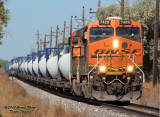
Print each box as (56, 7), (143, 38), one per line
(75, 7), (91, 28)
(35, 30), (41, 52)
(46, 25), (61, 48)
(30, 45), (33, 54)
(70, 16), (73, 37)
(37, 30), (39, 52)
(46, 27), (56, 48)
(44, 34), (47, 50)
(89, 8), (97, 20)
(153, 0), (159, 87)
(56, 25), (58, 47)
(41, 34), (50, 51)
(120, 0), (124, 19)
(98, 0), (101, 8)
(50, 27), (52, 48)
(63, 21), (66, 44)
(65, 16), (78, 37)
(82, 6), (85, 27)
(40, 38), (42, 50)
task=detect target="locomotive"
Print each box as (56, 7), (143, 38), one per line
(5, 17), (144, 101)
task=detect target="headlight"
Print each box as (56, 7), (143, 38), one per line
(113, 39), (118, 48)
(127, 66), (133, 72)
(99, 66), (106, 72)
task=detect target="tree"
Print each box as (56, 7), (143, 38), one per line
(128, 0), (156, 81)
(96, 4), (120, 19)
(0, 0), (10, 44)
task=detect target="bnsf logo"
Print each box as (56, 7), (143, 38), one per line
(91, 49), (141, 58)
(93, 49), (141, 55)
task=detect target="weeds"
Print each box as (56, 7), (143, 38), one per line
(0, 69), (87, 117)
(135, 82), (159, 108)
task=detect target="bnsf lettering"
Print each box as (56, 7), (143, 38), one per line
(94, 49), (106, 54)
(105, 49), (119, 54)
(93, 49), (141, 55)
(121, 49), (130, 54)
(91, 49), (141, 58)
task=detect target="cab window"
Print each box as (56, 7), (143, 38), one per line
(73, 36), (78, 45)
(116, 27), (141, 43)
(116, 27), (140, 36)
(90, 27), (114, 36)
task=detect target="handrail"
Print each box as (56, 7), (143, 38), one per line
(87, 54), (105, 84)
(128, 54), (145, 83)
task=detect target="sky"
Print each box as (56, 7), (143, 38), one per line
(0, 0), (122, 61)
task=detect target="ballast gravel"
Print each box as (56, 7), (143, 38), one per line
(9, 77), (130, 117)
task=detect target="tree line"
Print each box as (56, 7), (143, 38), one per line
(0, 59), (9, 70)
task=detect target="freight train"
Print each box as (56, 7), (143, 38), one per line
(5, 17), (145, 101)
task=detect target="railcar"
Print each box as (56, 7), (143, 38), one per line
(5, 17), (144, 101)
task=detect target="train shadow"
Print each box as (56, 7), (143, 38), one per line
(103, 101), (130, 106)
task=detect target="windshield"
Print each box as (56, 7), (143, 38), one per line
(116, 27), (140, 36)
(90, 27), (114, 36)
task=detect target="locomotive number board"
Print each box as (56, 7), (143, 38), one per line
(120, 20), (131, 25)
(99, 20), (110, 25)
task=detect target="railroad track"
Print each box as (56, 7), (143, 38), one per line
(101, 103), (159, 117)
(12, 76), (159, 117)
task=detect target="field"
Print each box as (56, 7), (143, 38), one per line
(0, 69), (87, 117)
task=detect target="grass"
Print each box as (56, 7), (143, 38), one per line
(0, 69), (87, 117)
(134, 82), (160, 108)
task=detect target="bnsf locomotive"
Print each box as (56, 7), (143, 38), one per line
(5, 17), (144, 101)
